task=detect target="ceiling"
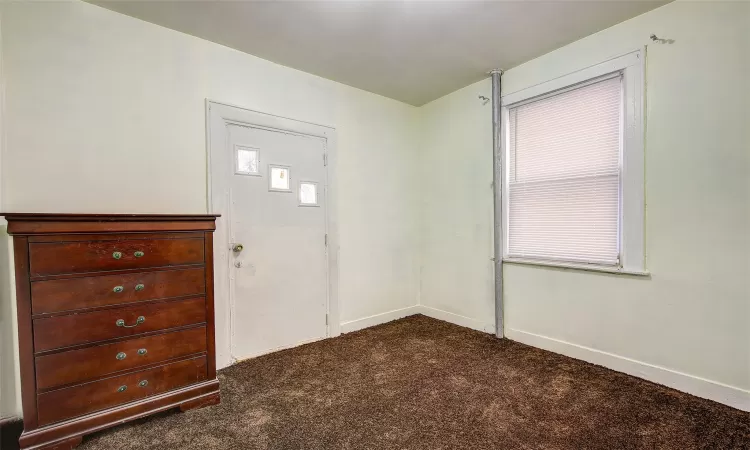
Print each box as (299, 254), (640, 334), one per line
(91, 0), (669, 106)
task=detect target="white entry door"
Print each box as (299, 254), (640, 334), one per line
(227, 123), (328, 360)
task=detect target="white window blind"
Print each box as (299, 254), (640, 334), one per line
(507, 74), (622, 266)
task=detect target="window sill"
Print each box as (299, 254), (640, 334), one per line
(503, 258), (650, 277)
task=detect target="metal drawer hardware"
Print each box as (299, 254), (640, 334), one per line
(117, 385), (127, 393)
(116, 316), (145, 328)
(113, 286), (124, 293)
(116, 352), (126, 360)
(134, 251), (145, 258)
(138, 380), (149, 388)
(135, 283), (145, 291)
(112, 251), (122, 260)
(137, 348), (147, 356)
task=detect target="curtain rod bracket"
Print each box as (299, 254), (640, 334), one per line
(650, 34), (674, 44)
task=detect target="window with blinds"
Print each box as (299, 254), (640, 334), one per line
(506, 74), (622, 266)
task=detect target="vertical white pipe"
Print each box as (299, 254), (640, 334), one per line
(491, 69), (504, 339)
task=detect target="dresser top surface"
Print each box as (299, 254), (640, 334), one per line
(1, 213), (220, 235)
(1, 213), (220, 221)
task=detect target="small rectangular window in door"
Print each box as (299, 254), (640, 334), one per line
(235, 145), (260, 176)
(299, 181), (319, 206)
(269, 165), (292, 192)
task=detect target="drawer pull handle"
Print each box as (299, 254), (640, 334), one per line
(113, 286), (124, 293)
(112, 251), (122, 260)
(137, 348), (147, 356)
(134, 251), (145, 258)
(117, 385), (127, 393)
(116, 352), (126, 360)
(116, 316), (145, 328)
(138, 380), (149, 388)
(135, 283), (145, 291)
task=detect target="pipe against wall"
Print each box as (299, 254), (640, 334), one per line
(490, 69), (504, 339)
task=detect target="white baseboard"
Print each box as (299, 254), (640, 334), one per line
(417, 305), (495, 334)
(230, 335), (327, 364)
(342, 307), (748, 412)
(506, 328), (750, 412)
(340, 305), (421, 333)
(340, 304), (496, 335)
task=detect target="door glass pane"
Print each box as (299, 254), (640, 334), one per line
(236, 146), (259, 175)
(269, 166), (290, 191)
(300, 182), (317, 205)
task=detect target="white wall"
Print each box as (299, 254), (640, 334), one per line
(0, 0), (421, 418)
(420, 0), (750, 410)
(0, 15), (19, 421)
(418, 80), (495, 333)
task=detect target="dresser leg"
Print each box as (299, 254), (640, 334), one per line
(179, 392), (220, 412)
(32, 435), (83, 450)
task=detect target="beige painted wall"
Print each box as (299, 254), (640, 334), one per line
(419, 79), (495, 332)
(420, 0), (749, 408)
(0, 15), (18, 422)
(0, 0), (421, 418)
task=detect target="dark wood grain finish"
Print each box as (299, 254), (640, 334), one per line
(4, 214), (220, 450)
(3, 214), (219, 235)
(35, 326), (207, 391)
(19, 380), (219, 450)
(12, 236), (38, 430)
(37, 356), (208, 426)
(33, 297), (206, 352)
(179, 391), (220, 412)
(204, 231), (218, 380)
(31, 267), (206, 315)
(11, 221), (217, 235)
(29, 238), (204, 277)
(28, 232), (205, 244)
(39, 434), (83, 450)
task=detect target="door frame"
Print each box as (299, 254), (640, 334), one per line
(205, 100), (340, 370)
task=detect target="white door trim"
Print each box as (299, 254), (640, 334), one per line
(205, 100), (340, 370)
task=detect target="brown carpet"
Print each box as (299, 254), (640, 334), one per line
(78, 315), (748, 449)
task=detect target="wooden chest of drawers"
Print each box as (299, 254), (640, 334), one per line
(3, 214), (221, 450)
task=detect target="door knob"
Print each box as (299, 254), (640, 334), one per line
(232, 244), (244, 253)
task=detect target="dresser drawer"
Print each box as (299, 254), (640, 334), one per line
(29, 237), (204, 277)
(33, 297), (207, 352)
(31, 267), (206, 314)
(37, 355), (208, 426)
(35, 326), (207, 391)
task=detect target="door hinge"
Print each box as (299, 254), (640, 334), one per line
(326, 314), (329, 326)
(323, 153), (328, 166)
(324, 234), (328, 246)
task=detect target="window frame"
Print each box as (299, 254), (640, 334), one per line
(501, 49), (646, 275)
